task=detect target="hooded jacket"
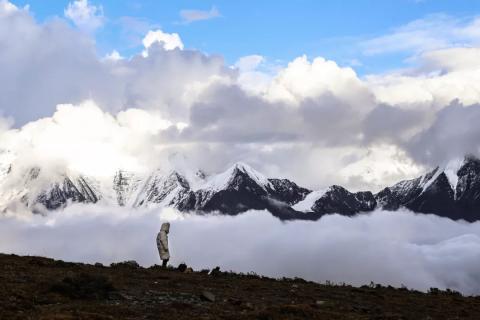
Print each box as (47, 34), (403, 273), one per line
(157, 222), (170, 260)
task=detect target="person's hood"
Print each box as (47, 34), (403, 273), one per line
(160, 222), (170, 233)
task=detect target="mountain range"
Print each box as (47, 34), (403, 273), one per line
(1, 154), (480, 222)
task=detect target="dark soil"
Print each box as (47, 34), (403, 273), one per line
(1, 253), (479, 319)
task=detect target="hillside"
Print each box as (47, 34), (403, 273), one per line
(1, 254), (480, 319)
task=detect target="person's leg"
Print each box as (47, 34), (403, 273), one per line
(162, 259), (169, 268)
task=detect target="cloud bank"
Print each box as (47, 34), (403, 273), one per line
(1, 1), (480, 191)
(1, 208), (480, 295)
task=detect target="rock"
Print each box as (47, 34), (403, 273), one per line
(177, 263), (187, 272)
(209, 266), (221, 276)
(94, 262), (104, 267)
(184, 267), (193, 273)
(316, 300), (326, 306)
(201, 290), (215, 302)
(110, 260), (140, 268)
(124, 260), (140, 268)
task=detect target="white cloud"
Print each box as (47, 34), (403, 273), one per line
(362, 14), (480, 56)
(366, 49), (480, 108)
(233, 55), (273, 95)
(418, 47), (480, 72)
(64, 0), (104, 33)
(339, 145), (423, 191)
(180, 6), (220, 24)
(142, 29), (184, 56)
(4, 5), (480, 188)
(1, 207), (480, 294)
(234, 55), (264, 72)
(0, 0), (17, 13)
(104, 50), (123, 61)
(263, 55), (373, 108)
(0, 101), (179, 178)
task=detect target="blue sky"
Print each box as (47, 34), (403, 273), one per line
(10, 0), (480, 74)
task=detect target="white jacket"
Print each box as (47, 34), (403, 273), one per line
(157, 222), (170, 260)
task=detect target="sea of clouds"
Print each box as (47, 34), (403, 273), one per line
(1, 207), (480, 295)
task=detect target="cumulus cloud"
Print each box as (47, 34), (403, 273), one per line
(1, 207), (480, 294)
(418, 47), (480, 72)
(0, 4), (228, 125)
(0, 0), (17, 13)
(180, 6), (220, 24)
(64, 0), (104, 33)
(233, 55), (274, 94)
(406, 101), (480, 165)
(0, 100), (186, 179)
(366, 47), (480, 113)
(2, 1), (480, 189)
(104, 50), (123, 61)
(142, 29), (184, 55)
(263, 56), (374, 108)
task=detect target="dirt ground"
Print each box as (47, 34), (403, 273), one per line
(1, 253), (480, 319)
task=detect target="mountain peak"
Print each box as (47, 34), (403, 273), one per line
(4, 154), (480, 222)
(200, 162), (272, 192)
(229, 162), (273, 188)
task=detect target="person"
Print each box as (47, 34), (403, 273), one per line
(157, 222), (170, 267)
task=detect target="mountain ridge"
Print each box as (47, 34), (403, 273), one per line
(2, 157), (480, 221)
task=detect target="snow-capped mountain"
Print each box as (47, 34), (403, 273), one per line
(375, 155), (480, 221)
(0, 165), (101, 213)
(293, 185), (376, 216)
(2, 156), (480, 221)
(113, 170), (142, 207)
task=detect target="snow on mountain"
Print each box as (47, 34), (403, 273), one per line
(375, 155), (480, 221)
(310, 185), (376, 216)
(292, 190), (326, 212)
(112, 170), (143, 206)
(133, 170), (193, 209)
(198, 162), (273, 192)
(1, 154), (480, 221)
(0, 150), (14, 183)
(420, 167), (442, 192)
(0, 166), (101, 213)
(444, 158), (464, 198)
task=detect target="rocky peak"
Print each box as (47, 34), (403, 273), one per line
(268, 178), (311, 205)
(311, 185), (376, 216)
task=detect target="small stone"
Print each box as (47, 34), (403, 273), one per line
(209, 266), (221, 276)
(177, 263), (187, 272)
(316, 300), (326, 306)
(201, 290), (215, 302)
(292, 284), (299, 288)
(124, 260), (140, 268)
(111, 260), (140, 268)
